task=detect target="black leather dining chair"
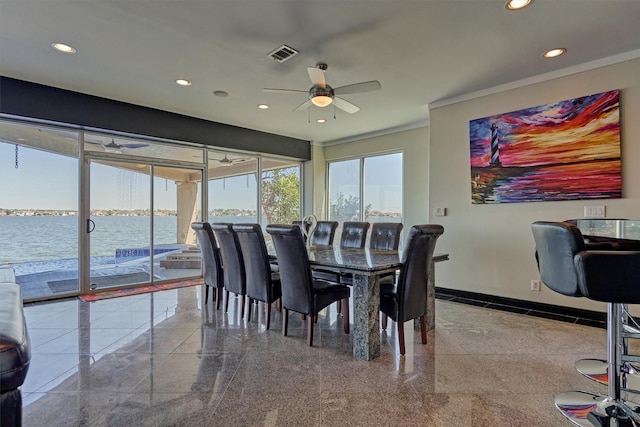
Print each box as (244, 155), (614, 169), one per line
(380, 224), (444, 355)
(531, 221), (640, 426)
(190, 222), (224, 309)
(370, 222), (404, 251)
(341, 222), (404, 287)
(340, 221), (370, 248)
(292, 220), (310, 242)
(211, 223), (247, 320)
(233, 223), (282, 330)
(309, 221), (338, 245)
(266, 224), (351, 346)
(315, 222), (370, 286)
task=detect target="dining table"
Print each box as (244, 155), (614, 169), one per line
(304, 244), (450, 361)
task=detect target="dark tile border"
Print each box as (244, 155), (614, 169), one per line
(435, 287), (606, 329)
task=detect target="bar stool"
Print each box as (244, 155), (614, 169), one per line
(532, 221), (640, 426)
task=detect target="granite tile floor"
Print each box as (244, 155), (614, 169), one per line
(21, 285), (614, 426)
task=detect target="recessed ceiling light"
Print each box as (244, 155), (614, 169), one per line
(317, 119), (326, 124)
(213, 90), (229, 97)
(51, 42), (76, 53)
(176, 79), (192, 86)
(257, 104), (269, 109)
(505, 0), (533, 10)
(544, 48), (566, 58)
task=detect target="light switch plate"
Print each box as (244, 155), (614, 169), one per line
(584, 205), (605, 218)
(435, 207), (446, 217)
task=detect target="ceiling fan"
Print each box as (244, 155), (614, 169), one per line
(263, 62), (381, 114)
(213, 154), (247, 166)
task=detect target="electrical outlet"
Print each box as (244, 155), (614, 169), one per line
(531, 280), (541, 292)
(434, 207), (446, 217)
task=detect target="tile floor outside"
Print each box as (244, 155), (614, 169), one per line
(21, 285), (612, 426)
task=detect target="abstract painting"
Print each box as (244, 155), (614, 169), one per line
(469, 90), (621, 204)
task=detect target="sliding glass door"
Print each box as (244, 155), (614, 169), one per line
(84, 133), (204, 293)
(88, 160), (153, 291)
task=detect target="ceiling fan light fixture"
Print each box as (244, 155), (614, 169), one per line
(311, 95), (333, 107)
(505, 0), (533, 10)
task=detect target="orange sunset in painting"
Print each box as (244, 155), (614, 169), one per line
(469, 90), (621, 204)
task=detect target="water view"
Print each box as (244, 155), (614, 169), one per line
(0, 215), (255, 299)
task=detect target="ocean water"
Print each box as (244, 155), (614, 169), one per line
(0, 215), (254, 275)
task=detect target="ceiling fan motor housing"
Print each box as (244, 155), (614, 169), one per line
(309, 84), (334, 106)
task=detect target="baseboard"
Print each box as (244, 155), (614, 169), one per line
(435, 287), (606, 328)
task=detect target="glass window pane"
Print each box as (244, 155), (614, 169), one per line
(261, 159), (301, 225)
(85, 133), (204, 163)
(364, 153), (403, 223)
(207, 151), (258, 223)
(328, 159), (361, 221)
(154, 166), (202, 282)
(0, 120), (79, 299)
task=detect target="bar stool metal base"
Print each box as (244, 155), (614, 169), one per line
(556, 391), (640, 427)
(576, 359), (640, 394)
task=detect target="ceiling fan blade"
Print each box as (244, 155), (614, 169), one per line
(293, 99), (312, 112)
(307, 67), (326, 88)
(333, 97), (360, 114)
(334, 80), (381, 95)
(122, 143), (149, 149)
(262, 88), (307, 94)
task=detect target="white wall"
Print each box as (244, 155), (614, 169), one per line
(429, 59), (640, 312)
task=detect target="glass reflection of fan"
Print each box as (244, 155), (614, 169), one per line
(87, 138), (149, 153)
(213, 154), (247, 166)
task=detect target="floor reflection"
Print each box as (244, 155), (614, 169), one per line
(22, 286), (606, 426)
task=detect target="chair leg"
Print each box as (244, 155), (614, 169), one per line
(224, 290), (230, 313)
(247, 299), (253, 322)
(343, 299), (350, 334)
(216, 288), (223, 310)
(419, 314), (427, 344)
(337, 300), (342, 314)
(398, 320), (406, 355)
(382, 313), (388, 330)
(307, 315), (314, 346)
(282, 308), (289, 336)
(204, 285), (209, 304)
(240, 295), (246, 320)
(266, 302), (271, 330)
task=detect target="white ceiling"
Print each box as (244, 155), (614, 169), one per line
(1, 0), (639, 146)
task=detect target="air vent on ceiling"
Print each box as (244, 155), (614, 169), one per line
(267, 45), (299, 63)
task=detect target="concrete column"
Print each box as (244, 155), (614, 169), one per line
(176, 181), (198, 245)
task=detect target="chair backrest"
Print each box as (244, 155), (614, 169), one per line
(396, 225), (444, 322)
(211, 223), (246, 295)
(310, 221), (338, 245)
(266, 224), (313, 315)
(190, 222), (223, 289)
(370, 222), (404, 250)
(531, 221), (586, 297)
(292, 220), (310, 242)
(233, 223), (273, 302)
(340, 221), (370, 248)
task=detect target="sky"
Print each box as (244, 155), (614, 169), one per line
(1, 138), (402, 213)
(469, 90), (620, 168)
